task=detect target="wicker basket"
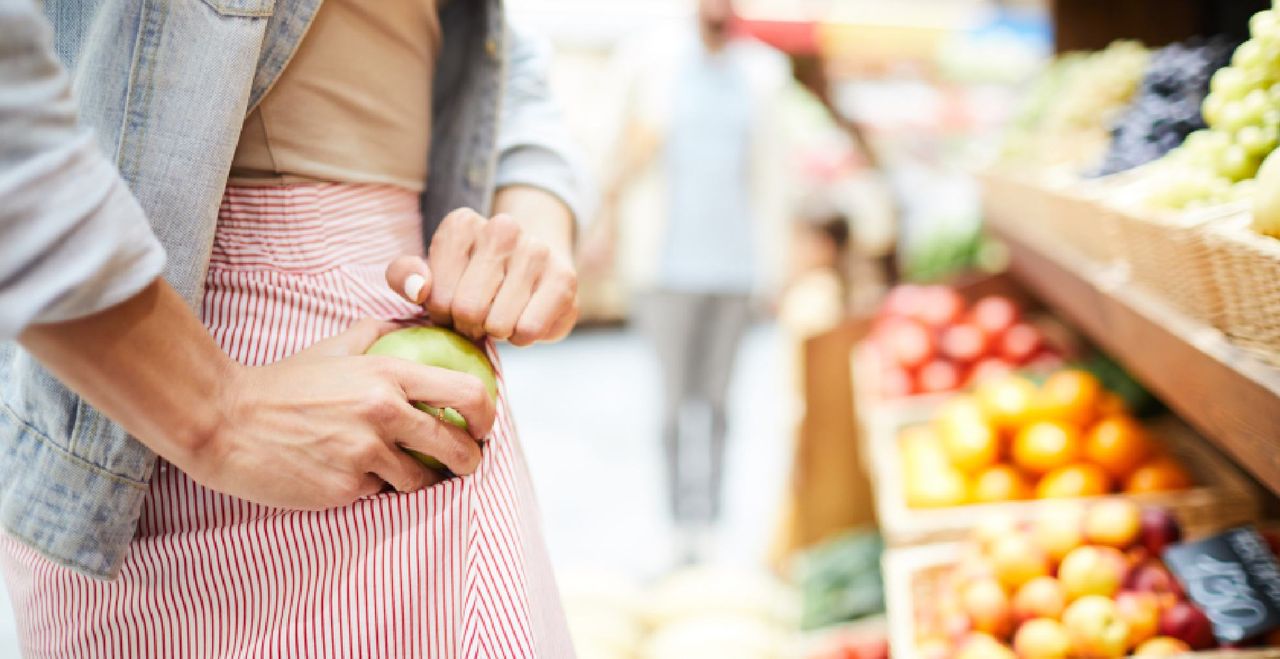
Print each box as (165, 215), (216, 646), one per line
(1110, 204), (1243, 327)
(885, 542), (1280, 659)
(978, 169), (1051, 240)
(1205, 216), (1280, 364)
(870, 411), (1260, 548)
(1041, 182), (1123, 265)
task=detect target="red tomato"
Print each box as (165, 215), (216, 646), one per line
(970, 295), (1020, 335)
(940, 322), (991, 363)
(913, 286), (966, 327)
(880, 366), (917, 398)
(881, 284), (925, 319)
(999, 323), (1043, 364)
(918, 359), (962, 393)
(886, 318), (935, 369)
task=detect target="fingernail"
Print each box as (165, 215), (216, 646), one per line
(404, 274), (426, 303)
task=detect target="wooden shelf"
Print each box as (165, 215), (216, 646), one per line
(986, 222), (1280, 496)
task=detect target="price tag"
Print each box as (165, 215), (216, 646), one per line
(1163, 526), (1280, 643)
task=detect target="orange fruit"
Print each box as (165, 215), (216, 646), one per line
(1036, 463), (1112, 499)
(906, 463), (970, 508)
(940, 418), (1001, 473)
(1013, 421), (1081, 475)
(971, 464), (1033, 503)
(1032, 369), (1102, 427)
(1097, 392), (1129, 416)
(1125, 457), (1193, 494)
(936, 395), (988, 430)
(975, 375), (1038, 431)
(1083, 415), (1154, 478)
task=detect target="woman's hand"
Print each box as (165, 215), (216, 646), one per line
(191, 319), (495, 509)
(21, 281), (494, 511)
(386, 199), (579, 346)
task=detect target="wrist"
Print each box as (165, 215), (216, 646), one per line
(493, 184), (576, 260)
(175, 357), (241, 474)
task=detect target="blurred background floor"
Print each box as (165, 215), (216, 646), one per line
(500, 323), (793, 578)
(0, 323), (790, 656)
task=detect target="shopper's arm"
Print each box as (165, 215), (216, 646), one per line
(491, 19), (591, 232)
(2, 1), (491, 506)
(0, 0), (165, 339)
(20, 280), (495, 507)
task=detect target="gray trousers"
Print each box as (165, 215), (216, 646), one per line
(636, 290), (752, 526)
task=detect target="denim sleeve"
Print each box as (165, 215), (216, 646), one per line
(0, 0), (165, 340)
(495, 19), (594, 228)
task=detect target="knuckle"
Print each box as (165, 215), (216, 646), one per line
(359, 393), (400, 425)
(451, 299), (487, 324)
(517, 318), (551, 340)
(523, 242), (551, 269)
(486, 214), (522, 243)
(441, 207), (477, 229)
(483, 317), (513, 340)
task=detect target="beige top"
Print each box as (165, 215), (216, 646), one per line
(229, 0), (441, 192)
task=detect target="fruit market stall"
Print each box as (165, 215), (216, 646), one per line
(850, 3), (1280, 656)
(976, 0), (1280, 494)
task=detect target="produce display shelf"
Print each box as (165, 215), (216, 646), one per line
(985, 220), (1280, 497)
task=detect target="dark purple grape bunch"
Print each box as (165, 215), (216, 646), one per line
(1093, 36), (1239, 177)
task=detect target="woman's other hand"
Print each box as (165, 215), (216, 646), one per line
(386, 196), (578, 346)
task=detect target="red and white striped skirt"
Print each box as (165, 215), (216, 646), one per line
(0, 184), (574, 658)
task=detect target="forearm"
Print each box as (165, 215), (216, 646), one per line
(493, 184), (575, 259)
(18, 279), (232, 466)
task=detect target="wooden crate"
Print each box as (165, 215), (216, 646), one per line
(884, 542), (1280, 659)
(870, 412), (1261, 548)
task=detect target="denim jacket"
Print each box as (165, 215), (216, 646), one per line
(0, 0), (586, 579)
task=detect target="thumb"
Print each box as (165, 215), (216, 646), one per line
(385, 255), (432, 305)
(304, 319), (400, 357)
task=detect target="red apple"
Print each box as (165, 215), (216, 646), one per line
(1126, 561), (1186, 601)
(1083, 499), (1142, 549)
(1133, 636), (1192, 656)
(960, 577), (1014, 638)
(913, 286), (966, 327)
(1062, 595), (1130, 658)
(918, 359), (962, 393)
(1059, 546), (1127, 601)
(1158, 601), (1214, 650)
(1013, 618), (1071, 658)
(1115, 591), (1161, 647)
(941, 323), (992, 363)
(999, 323), (1043, 364)
(1139, 508), (1184, 558)
(971, 295), (1020, 335)
(1013, 576), (1067, 623)
(886, 318), (935, 370)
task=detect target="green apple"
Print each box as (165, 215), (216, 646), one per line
(365, 327), (498, 469)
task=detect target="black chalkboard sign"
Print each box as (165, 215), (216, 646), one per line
(1163, 526), (1280, 643)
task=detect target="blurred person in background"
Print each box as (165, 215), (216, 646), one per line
(0, 0), (583, 654)
(584, 0), (790, 563)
